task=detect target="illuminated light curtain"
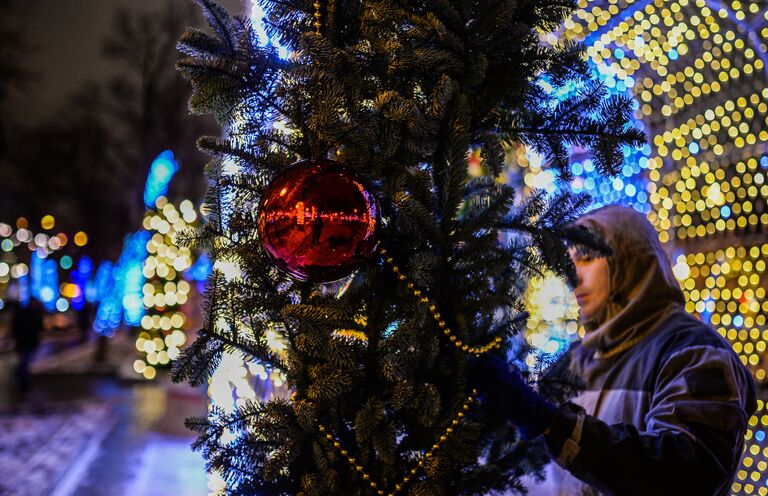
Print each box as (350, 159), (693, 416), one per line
(144, 151), (180, 209)
(67, 256), (93, 311)
(548, 1), (768, 494)
(94, 150), (181, 335)
(740, 399), (768, 495)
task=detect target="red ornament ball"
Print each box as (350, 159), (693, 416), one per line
(257, 159), (380, 282)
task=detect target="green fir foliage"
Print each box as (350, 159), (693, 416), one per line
(173, 0), (642, 494)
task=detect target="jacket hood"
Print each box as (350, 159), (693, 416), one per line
(574, 205), (686, 356)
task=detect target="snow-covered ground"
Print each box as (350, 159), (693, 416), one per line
(0, 331), (209, 496)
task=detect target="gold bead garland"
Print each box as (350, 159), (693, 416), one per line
(313, 0), (322, 35)
(379, 247), (503, 356)
(318, 389), (478, 495)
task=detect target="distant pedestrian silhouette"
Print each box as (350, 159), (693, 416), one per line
(11, 299), (44, 394)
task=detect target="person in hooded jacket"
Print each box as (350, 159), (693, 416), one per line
(479, 205), (757, 495)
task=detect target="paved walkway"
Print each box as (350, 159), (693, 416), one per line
(0, 331), (210, 496)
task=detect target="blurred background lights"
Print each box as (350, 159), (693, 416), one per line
(143, 150), (179, 209)
(136, 195), (199, 379)
(40, 215), (55, 230)
(59, 255), (73, 270)
(73, 231), (88, 247)
(533, 2), (768, 494)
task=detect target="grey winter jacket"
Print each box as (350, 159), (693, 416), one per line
(528, 309), (757, 495)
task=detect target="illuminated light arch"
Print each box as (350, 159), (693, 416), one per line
(527, 2), (768, 494)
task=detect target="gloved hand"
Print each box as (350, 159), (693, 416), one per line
(469, 353), (557, 440)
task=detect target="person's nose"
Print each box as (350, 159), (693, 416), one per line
(574, 264), (584, 288)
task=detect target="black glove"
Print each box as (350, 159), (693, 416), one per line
(470, 353), (557, 440)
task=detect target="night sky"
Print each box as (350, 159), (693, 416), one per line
(8, 0), (246, 125)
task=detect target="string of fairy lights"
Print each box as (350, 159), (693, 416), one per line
(198, 6), (296, 493)
(134, 198), (198, 380)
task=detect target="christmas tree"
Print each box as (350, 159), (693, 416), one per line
(172, 0), (643, 494)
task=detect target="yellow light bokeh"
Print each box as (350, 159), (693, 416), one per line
(40, 215), (55, 230)
(73, 231), (88, 246)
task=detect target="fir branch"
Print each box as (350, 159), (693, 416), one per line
(501, 83), (645, 180)
(498, 190), (598, 286)
(394, 191), (444, 245)
(171, 331), (225, 386)
(177, 27), (229, 58)
(440, 93), (472, 226)
(193, 0), (237, 54)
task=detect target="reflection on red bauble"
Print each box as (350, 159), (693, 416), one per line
(257, 159), (380, 282)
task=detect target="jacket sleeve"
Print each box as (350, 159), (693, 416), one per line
(544, 344), (757, 496)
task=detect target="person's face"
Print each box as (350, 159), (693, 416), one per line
(569, 248), (611, 323)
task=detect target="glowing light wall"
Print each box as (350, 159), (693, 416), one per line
(529, 1), (768, 494)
